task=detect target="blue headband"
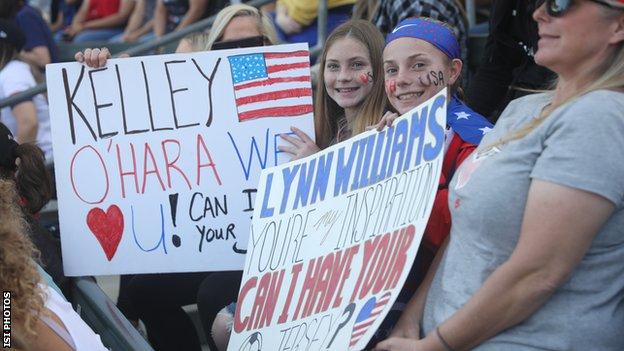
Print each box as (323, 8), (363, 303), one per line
(385, 18), (461, 60)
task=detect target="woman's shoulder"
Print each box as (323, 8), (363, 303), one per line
(552, 89), (624, 125)
(0, 60), (32, 80)
(507, 92), (553, 112)
(570, 89), (624, 109)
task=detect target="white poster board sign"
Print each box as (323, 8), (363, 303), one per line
(46, 43), (315, 276)
(228, 91), (447, 351)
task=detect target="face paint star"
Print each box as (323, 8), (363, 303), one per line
(454, 111), (471, 120)
(479, 126), (493, 135)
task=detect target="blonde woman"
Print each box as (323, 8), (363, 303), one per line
(0, 179), (107, 351)
(204, 3), (279, 50)
(177, 4), (280, 53)
(376, 1), (624, 350)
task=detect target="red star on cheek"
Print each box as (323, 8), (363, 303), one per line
(454, 198), (461, 209)
(385, 79), (396, 93)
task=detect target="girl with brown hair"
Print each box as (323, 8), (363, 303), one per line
(278, 19), (387, 158)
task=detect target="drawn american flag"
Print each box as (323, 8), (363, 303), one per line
(227, 50), (313, 122)
(349, 292), (392, 348)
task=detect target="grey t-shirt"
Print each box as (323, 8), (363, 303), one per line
(422, 90), (624, 350)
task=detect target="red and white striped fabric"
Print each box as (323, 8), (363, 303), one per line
(228, 50), (313, 122)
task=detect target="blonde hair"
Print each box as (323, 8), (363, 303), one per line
(0, 180), (46, 349)
(180, 31), (211, 52)
(315, 19), (387, 149)
(491, 9), (624, 147)
(205, 4), (279, 51)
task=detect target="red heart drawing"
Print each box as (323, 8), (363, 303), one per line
(86, 205), (124, 261)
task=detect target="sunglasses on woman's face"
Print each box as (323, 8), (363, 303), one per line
(536, 0), (622, 17)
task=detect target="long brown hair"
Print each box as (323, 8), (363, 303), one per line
(315, 19), (387, 149)
(0, 179), (46, 349)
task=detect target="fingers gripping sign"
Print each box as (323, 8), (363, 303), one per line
(375, 111), (399, 131)
(75, 47), (112, 68)
(278, 126), (320, 161)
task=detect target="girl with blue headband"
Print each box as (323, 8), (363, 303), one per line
(373, 17), (493, 310)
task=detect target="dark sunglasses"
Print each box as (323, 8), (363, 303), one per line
(536, 0), (622, 17)
(211, 35), (268, 51)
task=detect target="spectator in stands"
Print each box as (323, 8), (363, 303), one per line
(0, 178), (108, 351)
(110, 0), (157, 43)
(369, 17), (492, 346)
(373, 0), (468, 62)
(279, 19), (386, 158)
(0, 122), (68, 295)
(153, 0), (208, 39)
(465, 0), (556, 123)
(0, 23), (60, 290)
(64, 0), (134, 43)
(0, 0), (58, 70)
(0, 19), (53, 162)
(50, 0), (82, 39)
(203, 3), (279, 50)
(269, 0), (355, 48)
(375, 1), (624, 350)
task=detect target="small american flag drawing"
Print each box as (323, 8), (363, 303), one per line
(227, 50), (313, 122)
(349, 292), (392, 348)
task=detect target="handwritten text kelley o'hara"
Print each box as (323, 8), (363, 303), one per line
(233, 224), (415, 333)
(3, 291), (11, 348)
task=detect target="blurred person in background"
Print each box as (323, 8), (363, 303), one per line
(64, 0), (134, 43)
(373, 0), (468, 62)
(110, 0), (157, 43)
(0, 0), (58, 70)
(465, 0), (555, 123)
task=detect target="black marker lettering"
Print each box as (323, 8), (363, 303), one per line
(88, 67), (118, 139)
(62, 66), (96, 144)
(191, 57), (222, 127)
(165, 60), (200, 129)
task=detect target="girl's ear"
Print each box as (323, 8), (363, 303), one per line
(447, 58), (463, 86)
(608, 12), (624, 45)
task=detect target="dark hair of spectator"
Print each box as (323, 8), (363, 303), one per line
(0, 40), (20, 69)
(0, 0), (23, 18)
(0, 143), (51, 215)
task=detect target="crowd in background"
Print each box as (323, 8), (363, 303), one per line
(1, 0), (623, 350)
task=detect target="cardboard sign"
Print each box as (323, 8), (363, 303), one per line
(45, 43), (315, 276)
(228, 91), (447, 351)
